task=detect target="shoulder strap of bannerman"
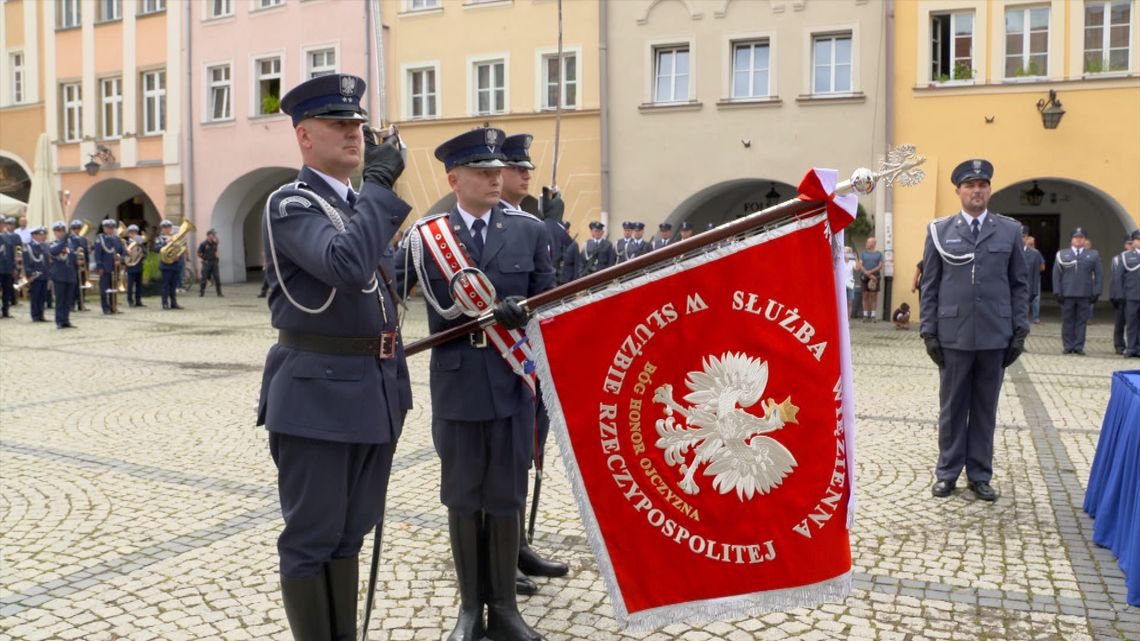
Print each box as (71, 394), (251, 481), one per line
(928, 215), (973, 266)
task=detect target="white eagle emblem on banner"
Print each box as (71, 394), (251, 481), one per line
(653, 352), (800, 501)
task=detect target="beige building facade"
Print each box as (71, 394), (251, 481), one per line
(0, 0), (46, 206)
(382, 0), (602, 233)
(605, 0), (887, 237)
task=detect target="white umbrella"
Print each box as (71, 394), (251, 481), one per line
(24, 133), (62, 229)
(0, 193), (26, 217)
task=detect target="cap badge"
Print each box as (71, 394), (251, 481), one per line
(340, 76), (356, 97)
(972, 160), (982, 171)
(485, 129), (497, 151)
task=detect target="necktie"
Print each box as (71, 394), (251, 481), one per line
(346, 190), (357, 209)
(470, 218), (486, 261)
(971, 219), (980, 240)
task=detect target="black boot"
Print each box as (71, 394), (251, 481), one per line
(515, 569), (537, 596)
(326, 557), (358, 641)
(281, 572), (334, 641)
(485, 513), (544, 641)
(518, 508), (568, 578)
(447, 510), (485, 641)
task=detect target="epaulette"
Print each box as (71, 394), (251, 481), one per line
(500, 206), (542, 224)
(992, 213), (1020, 224)
(411, 212), (449, 229)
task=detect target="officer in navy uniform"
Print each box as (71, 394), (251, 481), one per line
(124, 225), (147, 307)
(92, 219), (126, 314)
(557, 224), (580, 285)
(258, 73), (412, 641)
(397, 127), (553, 641)
(0, 217), (16, 318)
(24, 227), (49, 322)
(920, 159), (1029, 502)
(616, 221), (633, 263)
(678, 220), (695, 241)
(627, 222), (650, 259)
(69, 219), (90, 311)
(48, 222), (78, 328)
(1115, 230), (1140, 357)
(498, 133), (571, 595)
(580, 221), (616, 276)
(1052, 228), (1102, 355)
(154, 220), (184, 310)
(1020, 226), (1044, 327)
(1109, 234), (1131, 354)
(652, 222), (674, 250)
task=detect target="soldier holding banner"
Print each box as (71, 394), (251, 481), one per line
(399, 127), (553, 641)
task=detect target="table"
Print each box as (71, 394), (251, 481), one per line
(1083, 369), (1140, 606)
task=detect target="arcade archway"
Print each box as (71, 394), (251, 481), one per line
(666, 178), (799, 230)
(0, 152), (32, 204)
(210, 167), (296, 283)
(71, 178), (161, 237)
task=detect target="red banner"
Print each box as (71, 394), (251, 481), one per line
(530, 213), (853, 628)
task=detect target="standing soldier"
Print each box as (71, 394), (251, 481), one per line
(259, 73), (412, 641)
(24, 227), (49, 323)
(197, 229), (223, 297)
(69, 220), (90, 311)
(627, 222), (650, 259)
(48, 222), (78, 329)
(398, 127), (553, 641)
(581, 221), (616, 276)
(1109, 234), (1132, 355)
(615, 222), (633, 263)
(124, 225), (147, 307)
(1021, 228), (1044, 326)
(0, 217), (16, 318)
(652, 222), (674, 250)
(678, 221), (695, 241)
(920, 159), (1028, 502)
(1119, 230), (1140, 357)
(154, 220), (184, 310)
(92, 219), (126, 315)
(1052, 228), (1102, 355)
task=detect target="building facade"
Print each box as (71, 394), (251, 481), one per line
(605, 0), (888, 235)
(891, 0), (1140, 314)
(0, 0), (46, 206)
(382, 0), (602, 235)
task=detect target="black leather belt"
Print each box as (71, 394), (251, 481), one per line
(469, 331), (488, 348)
(278, 329), (397, 359)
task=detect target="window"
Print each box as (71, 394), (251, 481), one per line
(731, 40), (770, 99)
(542, 52), (577, 109)
(307, 48), (336, 79)
(62, 83), (82, 142)
(142, 70), (166, 134)
(409, 0), (440, 10)
(408, 67), (437, 119)
(1005, 6), (1049, 77)
(101, 77), (123, 139)
(98, 0), (122, 21)
(812, 33), (852, 94)
(654, 46), (690, 103)
(473, 59), (505, 115)
(58, 0), (81, 28)
(1085, 0), (1131, 73)
(207, 64), (232, 121)
(256, 0), (284, 8)
(208, 0), (233, 18)
(9, 52), (24, 104)
(140, 0), (166, 14)
(255, 56), (282, 115)
(931, 11), (974, 81)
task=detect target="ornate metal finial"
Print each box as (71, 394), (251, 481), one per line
(836, 145), (927, 196)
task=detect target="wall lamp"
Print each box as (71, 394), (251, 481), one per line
(84, 145), (117, 176)
(1036, 90), (1065, 130)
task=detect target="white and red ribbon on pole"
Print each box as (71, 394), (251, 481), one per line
(798, 168), (859, 233)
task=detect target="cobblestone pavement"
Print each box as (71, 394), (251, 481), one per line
(2, 284), (1137, 641)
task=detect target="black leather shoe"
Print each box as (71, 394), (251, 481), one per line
(969, 481), (997, 501)
(518, 547), (568, 579)
(171, 304), (184, 310)
(515, 571), (537, 596)
(931, 480), (955, 497)
(1073, 349), (1086, 356)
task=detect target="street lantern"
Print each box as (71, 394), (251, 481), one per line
(1022, 180), (1045, 206)
(84, 145), (117, 176)
(1036, 90), (1065, 129)
(765, 183), (781, 208)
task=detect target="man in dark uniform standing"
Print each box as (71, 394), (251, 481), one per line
(1021, 226), (1044, 327)
(652, 222), (674, 250)
(198, 229), (223, 297)
(24, 227), (49, 322)
(616, 221), (633, 262)
(399, 127), (553, 641)
(678, 221), (695, 241)
(581, 221), (615, 276)
(154, 220), (184, 310)
(92, 219), (125, 315)
(628, 222), (650, 259)
(920, 159), (1029, 502)
(1109, 234), (1132, 354)
(1053, 228), (1102, 355)
(1115, 230), (1140, 357)
(48, 222), (78, 329)
(258, 73), (412, 641)
(124, 225), (146, 307)
(69, 220), (90, 311)
(0, 217), (16, 318)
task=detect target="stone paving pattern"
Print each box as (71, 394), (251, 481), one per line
(1, 284), (1137, 641)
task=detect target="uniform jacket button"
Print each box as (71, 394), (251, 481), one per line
(325, 368), (333, 376)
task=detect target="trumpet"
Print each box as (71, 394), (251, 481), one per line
(15, 271), (39, 292)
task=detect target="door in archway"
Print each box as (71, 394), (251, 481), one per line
(1010, 213), (1059, 292)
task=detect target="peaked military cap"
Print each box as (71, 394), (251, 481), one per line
(1132, 229), (1140, 241)
(1021, 224), (1030, 235)
(31, 226), (47, 234)
(280, 73), (368, 127)
(1071, 227), (1087, 238)
(160, 219), (173, 227)
(101, 219), (116, 228)
(680, 221), (693, 231)
(588, 221), (605, 231)
(635, 222), (645, 230)
(435, 127), (508, 171)
(659, 222), (673, 231)
(621, 221), (633, 230)
(4, 217), (15, 225)
(951, 159), (993, 186)
(52, 221), (66, 231)
(69, 220), (83, 229)
(501, 134), (535, 169)
(127, 224), (140, 232)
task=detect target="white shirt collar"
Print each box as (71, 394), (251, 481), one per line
(457, 204), (491, 239)
(308, 166), (355, 204)
(959, 210), (989, 228)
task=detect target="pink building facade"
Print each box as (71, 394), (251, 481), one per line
(189, 0), (380, 284)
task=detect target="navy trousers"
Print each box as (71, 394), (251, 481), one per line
(936, 348), (1004, 484)
(1061, 297), (1092, 351)
(52, 280), (74, 326)
(1126, 300), (1140, 356)
(1113, 301), (1127, 353)
(127, 271), (143, 305)
(269, 432), (395, 578)
(161, 270), (179, 306)
(432, 403), (534, 516)
(0, 273), (12, 314)
(28, 280), (46, 320)
(98, 271), (114, 312)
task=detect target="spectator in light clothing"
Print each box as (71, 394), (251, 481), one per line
(860, 237), (883, 322)
(843, 246), (857, 318)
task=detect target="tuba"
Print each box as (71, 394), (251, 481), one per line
(160, 220), (196, 264)
(125, 232), (147, 267)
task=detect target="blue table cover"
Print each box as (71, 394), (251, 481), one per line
(1083, 370), (1140, 606)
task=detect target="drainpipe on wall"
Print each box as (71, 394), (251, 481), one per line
(598, 0), (610, 230)
(881, 0), (896, 317)
(183, 0), (198, 276)
(365, 1), (372, 119)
